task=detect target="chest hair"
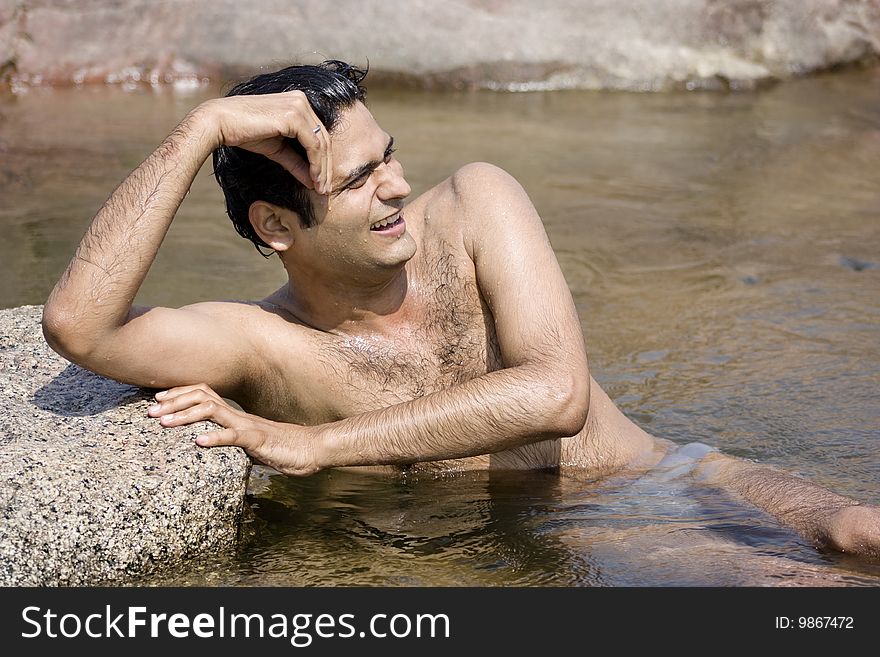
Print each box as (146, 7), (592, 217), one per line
(321, 242), (501, 408)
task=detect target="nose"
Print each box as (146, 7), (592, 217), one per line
(377, 160), (411, 201)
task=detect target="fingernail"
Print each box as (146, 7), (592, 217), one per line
(161, 414), (174, 422)
(195, 435), (209, 446)
(155, 391), (166, 399)
(148, 404), (161, 414)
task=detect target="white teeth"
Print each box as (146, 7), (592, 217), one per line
(371, 215), (397, 229)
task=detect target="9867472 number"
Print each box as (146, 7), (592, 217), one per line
(775, 617), (853, 629)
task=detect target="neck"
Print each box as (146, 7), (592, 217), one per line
(276, 265), (411, 333)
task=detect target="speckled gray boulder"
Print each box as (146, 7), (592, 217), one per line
(0, 305), (251, 586)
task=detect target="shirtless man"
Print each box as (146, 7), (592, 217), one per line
(42, 60), (879, 558)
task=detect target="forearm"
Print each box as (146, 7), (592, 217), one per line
(314, 365), (589, 468)
(695, 453), (860, 547)
(43, 108), (217, 351)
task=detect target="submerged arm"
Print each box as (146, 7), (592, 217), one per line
(695, 452), (880, 557)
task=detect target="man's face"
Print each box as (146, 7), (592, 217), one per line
(289, 101), (415, 282)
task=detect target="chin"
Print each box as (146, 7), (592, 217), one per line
(378, 232), (417, 267)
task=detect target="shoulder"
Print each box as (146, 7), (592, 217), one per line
(175, 297), (315, 370)
(449, 162), (523, 201)
(444, 163), (539, 257)
(174, 299), (282, 330)
(192, 298), (319, 345)
(419, 162), (522, 212)
(178, 299), (323, 415)
(417, 163), (529, 251)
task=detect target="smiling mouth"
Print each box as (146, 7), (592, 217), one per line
(370, 214), (404, 232)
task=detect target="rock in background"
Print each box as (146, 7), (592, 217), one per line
(0, 0), (879, 91)
(0, 305), (251, 586)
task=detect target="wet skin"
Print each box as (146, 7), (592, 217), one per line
(42, 92), (880, 559)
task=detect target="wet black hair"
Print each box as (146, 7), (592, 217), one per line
(212, 60), (368, 255)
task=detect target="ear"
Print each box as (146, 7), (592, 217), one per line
(248, 201), (299, 252)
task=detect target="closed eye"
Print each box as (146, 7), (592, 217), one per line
(383, 141), (397, 164)
(338, 138), (397, 192)
(345, 172), (371, 190)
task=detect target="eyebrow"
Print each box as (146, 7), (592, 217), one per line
(335, 136), (395, 192)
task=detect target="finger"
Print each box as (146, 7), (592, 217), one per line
(194, 428), (239, 448)
(149, 388), (224, 418)
(292, 99), (330, 193)
(154, 383), (221, 403)
(196, 428), (263, 453)
(268, 143), (313, 189)
(157, 398), (239, 428)
(325, 135), (333, 195)
(322, 122), (333, 195)
(240, 135), (314, 189)
(304, 121), (329, 194)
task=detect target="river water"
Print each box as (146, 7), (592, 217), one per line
(1, 69), (879, 585)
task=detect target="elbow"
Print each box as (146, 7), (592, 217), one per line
(41, 305), (95, 364)
(545, 369), (590, 437)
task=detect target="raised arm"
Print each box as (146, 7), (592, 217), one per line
(42, 91), (332, 396)
(157, 163), (590, 473)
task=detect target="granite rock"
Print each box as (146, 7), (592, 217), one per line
(0, 305), (251, 586)
(1, 0), (879, 92)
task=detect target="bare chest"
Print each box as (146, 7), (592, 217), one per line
(314, 252), (501, 417)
